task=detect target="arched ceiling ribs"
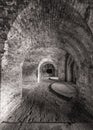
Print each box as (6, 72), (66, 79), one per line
(62, 38), (88, 61)
(38, 58), (57, 72)
(58, 21), (93, 52)
(16, 0), (93, 39)
(61, 38), (88, 62)
(64, 44), (82, 67)
(23, 36), (83, 67)
(4, 0), (93, 71)
(24, 47), (66, 59)
(59, 34), (90, 62)
(39, 61), (57, 72)
(61, 0), (93, 39)
(24, 41), (80, 62)
(67, 55), (74, 66)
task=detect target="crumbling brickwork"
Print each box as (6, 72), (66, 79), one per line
(1, 0), (93, 126)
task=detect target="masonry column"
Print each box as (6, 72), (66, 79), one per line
(67, 56), (73, 82)
(58, 56), (65, 81)
(0, 42), (5, 122)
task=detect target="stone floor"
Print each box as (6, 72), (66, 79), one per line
(0, 80), (93, 130)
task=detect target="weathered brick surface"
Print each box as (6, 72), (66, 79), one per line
(1, 0), (93, 125)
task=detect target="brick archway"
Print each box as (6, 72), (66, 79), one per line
(1, 0), (93, 121)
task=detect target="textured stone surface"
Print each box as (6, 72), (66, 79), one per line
(0, 0), (93, 127)
(22, 47), (66, 83)
(1, 81), (92, 120)
(0, 80), (93, 129)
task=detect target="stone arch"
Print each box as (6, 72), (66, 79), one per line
(1, 0), (93, 120)
(38, 58), (57, 83)
(2, 0), (92, 76)
(3, 0), (92, 69)
(41, 63), (56, 78)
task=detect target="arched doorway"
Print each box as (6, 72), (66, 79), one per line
(41, 63), (55, 78)
(39, 62), (57, 82)
(1, 0), (93, 121)
(38, 59), (57, 83)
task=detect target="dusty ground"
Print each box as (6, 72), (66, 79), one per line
(1, 80), (93, 130)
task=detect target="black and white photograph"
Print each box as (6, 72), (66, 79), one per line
(0, 0), (93, 129)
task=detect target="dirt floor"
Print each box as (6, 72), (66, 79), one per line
(1, 80), (93, 130)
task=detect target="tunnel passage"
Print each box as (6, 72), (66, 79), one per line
(21, 47), (65, 84)
(1, 0), (93, 123)
(40, 63), (56, 79)
(38, 60), (58, 83)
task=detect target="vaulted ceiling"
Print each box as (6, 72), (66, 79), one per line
(1, 0), (93, 118)
(1, 0), (93, 70)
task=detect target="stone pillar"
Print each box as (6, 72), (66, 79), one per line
(67, 64), (71, 82)
(73, 63), (78, 83)
(58, 56), (65, 81)
(0, 43), (5, 122)
(38, 70), (40, 83)
(1, 63), (22, 122)
(38, 65), (41, 83)
(67, 56), (73, 82)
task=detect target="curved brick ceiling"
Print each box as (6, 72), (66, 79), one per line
(1, 0), (93, 48)
(1, 0), (93, 120)
(1, 0), (93, 73)
(4, 0), (93, 70)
